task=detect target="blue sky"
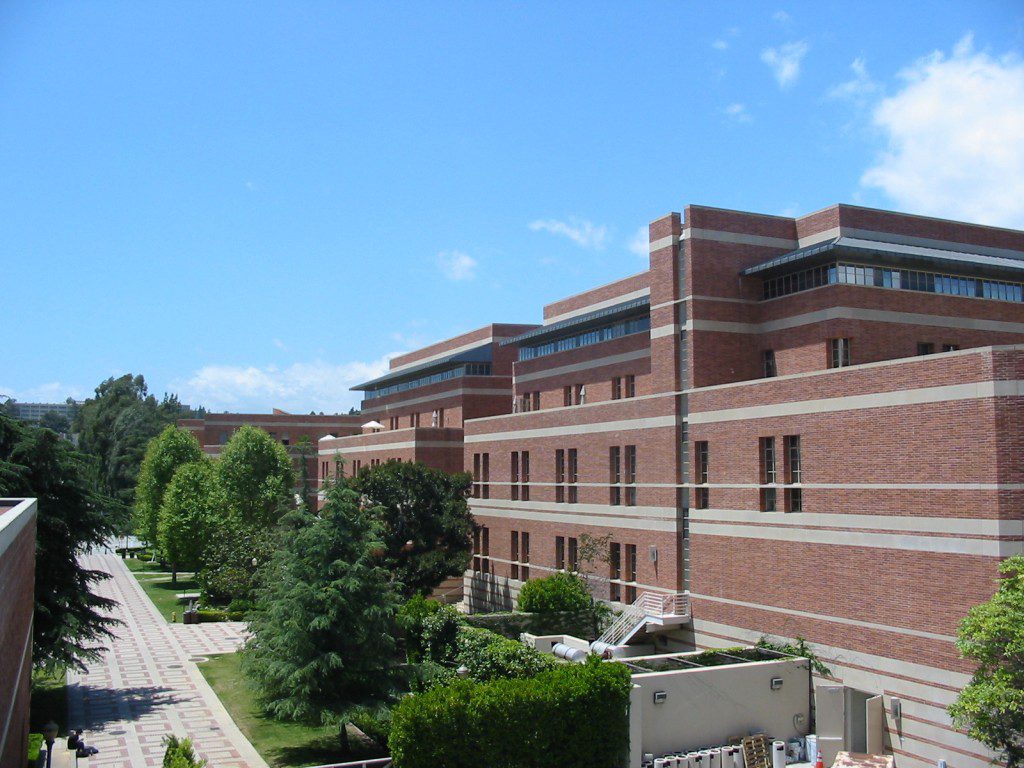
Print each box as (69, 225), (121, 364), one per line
(3, 2), (1023, 413)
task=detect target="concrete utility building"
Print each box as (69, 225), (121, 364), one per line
(0, 498), (37, 768)
(319, 203), (1024, 768)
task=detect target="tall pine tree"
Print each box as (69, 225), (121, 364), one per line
(242, 484), (400, 750)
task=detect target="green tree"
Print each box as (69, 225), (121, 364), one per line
(39, 410), (70, 434)
(0, 413), (121, 670)
(949, 555), (1024, 768)
(242, 483), (401, 753)
(135, 425), (204, 549)
(217, 425), (295, 528)
(74, 374), (190, 521)
(347, 460), (473, 598)
(294, 435), (315, 507)
(158, 459), (219, 584)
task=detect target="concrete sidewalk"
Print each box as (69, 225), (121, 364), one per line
(67, 553), (267, 768)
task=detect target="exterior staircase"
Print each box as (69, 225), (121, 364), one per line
(592, 591), (690, 651)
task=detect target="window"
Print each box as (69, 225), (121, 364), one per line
(568, 536), (578, 572)
(694, 441), (709, 509)
(511, 452), (519, 500)
(829, 338), (851, 368)
(481, 453), (489, 499)
(942, 343), (960, 352)
(563, 386), (572, 406)
(532, 391), (540, 411)
(625, 374), (636, 398)
(567, 449), (578, 504)
(518, 315), (652, 360)
(410, 413), (419, 427)
(609, 446), (622, 505)
(625, 544), (638, 603)
(612, 377), (622, 400)
(521, 532), (530, 580)
(759, 437), (777, 512)
(555, 449), (565, 503)
(784, 435), (802, 513)
(625, 445), (637, 506)
(431, 410), (440, 427)
(609, 542), (621, 602)
(472, 453), (481, 498)
(917, 342), (935, 356)
(473, 526), (490, 573)
(389, 416), (399, 430)
(281, 433), (291, 446)
(521, 451), (530, 501)
(576, 384), (586, 405)
(511, 531), (520, 579)
(555, 536), (565, 570)
(364, 362), (493, 399)
(763, 350), (777, 378)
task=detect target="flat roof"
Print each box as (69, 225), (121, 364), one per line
(351, 343), (494, 391)
(741, 236), (1024, 278)
(501, 296), (650, 347)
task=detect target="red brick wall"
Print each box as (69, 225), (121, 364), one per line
(0, 503), (36, 768)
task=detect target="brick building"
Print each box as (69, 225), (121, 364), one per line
(315, 323), (536, 490)
(0, 498), (37, 768)
(318, 203), (1024, 768)
(179, 410), (363, 507)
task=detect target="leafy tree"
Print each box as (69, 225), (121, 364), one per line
(74, 374), (190, 520)
(294, 435), (315, 506)
(39, 410), (70, 434)
(0, 413), (121, 670)
(242, 483), (401, 752)
(346, 460), (473, 598)
(217, 425), (295, 528)
(158, 459), (218, 584)
(949, 555), (1024, 768)
(197, 514), (276, 608)
(135, 425), (203, 549)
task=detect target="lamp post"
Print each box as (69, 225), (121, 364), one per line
(43, 721), (58, 768)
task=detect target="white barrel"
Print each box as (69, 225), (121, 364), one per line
(692, 752), (705, 768)
(681, 754), (694, 768)
(655, 760), (667, 768)
(709, 748), (723, 768)
(772, 741), (786, 768)
(732, 746), (745, 768)
(722, 746), (736, 768)
(804, 736), (817, 765)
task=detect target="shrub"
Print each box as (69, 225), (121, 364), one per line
(349, 706), (393, 746)
(389, 656), (631, 768)
(162, 735), (207, 768)
(421, 604), (463, 662)
(27, 733), (43, 763)
(397, 595), (443, 662)
(517, 571), (592, 614)
(459, 633), (555, 682)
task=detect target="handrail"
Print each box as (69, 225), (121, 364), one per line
(595, 591), (690, 647)
(306, 758), (391, 768)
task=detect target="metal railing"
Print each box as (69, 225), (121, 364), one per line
(306, 758), (391, 768)
(595, 591), (690, 648)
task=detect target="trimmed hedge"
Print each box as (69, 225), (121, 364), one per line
(465, 609), (600, 641)
(195, 609), (245, 623)
(389, 656), (632, 768)
(162, 735), (207, 768)
(517, 572), (592, 614)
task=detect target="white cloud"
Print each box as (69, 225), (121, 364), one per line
(437, 250), (477, 281)
(272, 338), (287, 351)
(761, 41), (809, 88)
(827, 57), (880, 103)
(712, 39), (729, 51)
(773, 10), (791, 22)
(172, 354), (400, 414)
(724, 102), (752, 122)
(861, 35), (1024, 228)
(528, 218), (608, 249)
(629, 227), (648, 257)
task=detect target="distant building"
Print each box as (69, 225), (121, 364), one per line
(0, 498), (37, 768)
(10, 401), (80, 423)
(178, 410), (364, 507)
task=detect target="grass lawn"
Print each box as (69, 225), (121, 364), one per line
(198, 653), (384, 768)
(124, 556), (198, 621)
(29, 667), (67, 732)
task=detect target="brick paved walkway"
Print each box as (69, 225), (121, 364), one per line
(67, 553), (267, 768)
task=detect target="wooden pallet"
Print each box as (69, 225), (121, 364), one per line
(742, 734), (772, 768)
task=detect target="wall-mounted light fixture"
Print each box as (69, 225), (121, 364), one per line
(653, 690), (668, 705)
(770, 677), (784, 690)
